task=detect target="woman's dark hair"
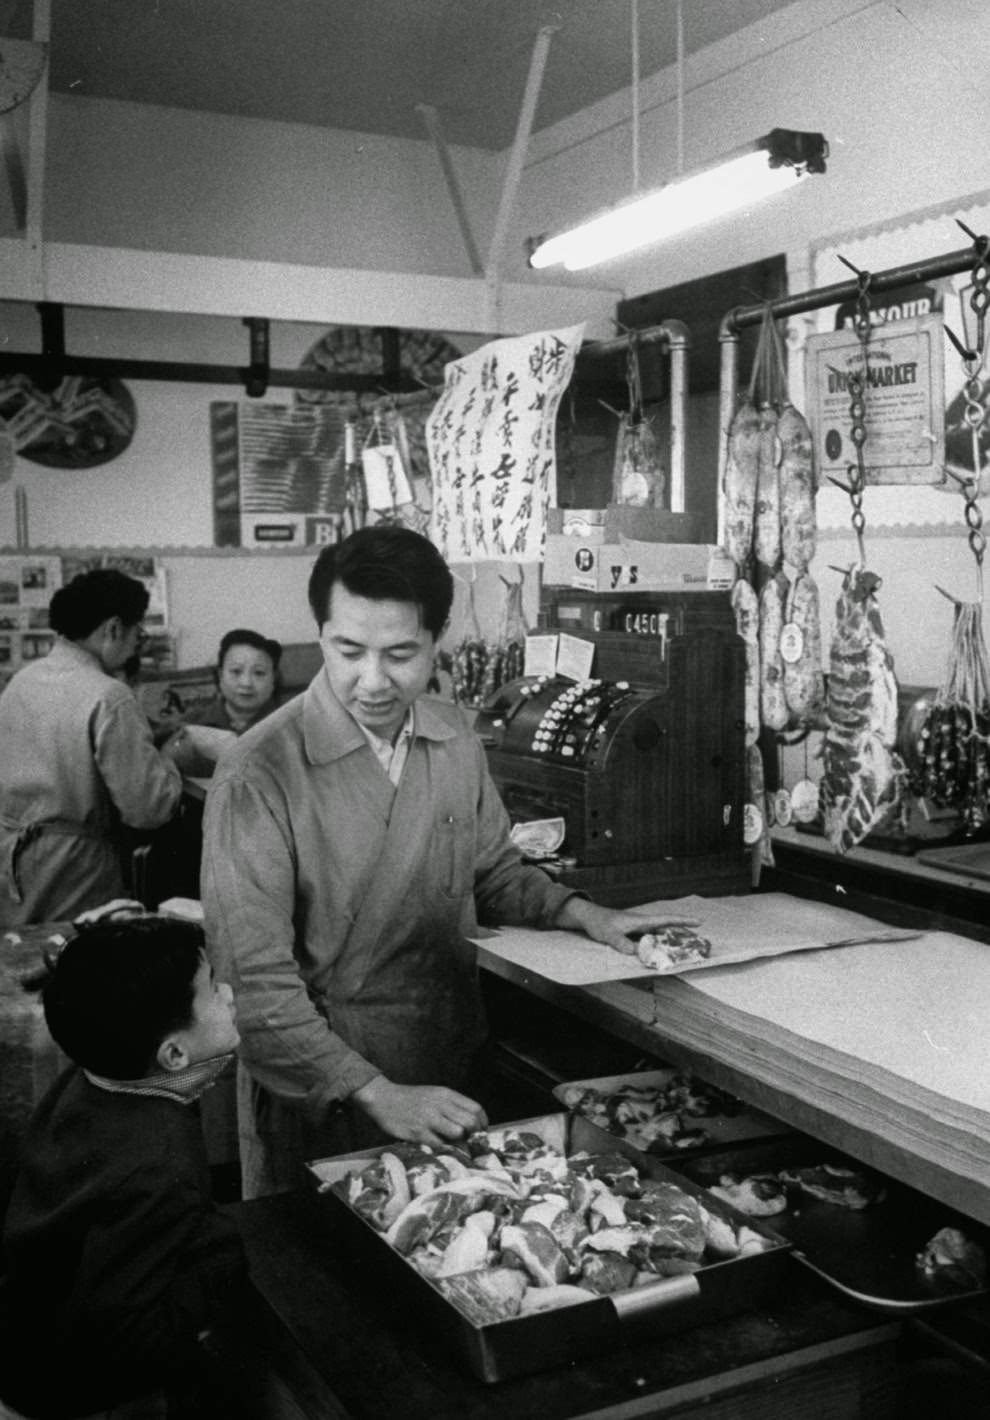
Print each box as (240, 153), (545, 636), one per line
(217, 628), (282, 674)
(49, 568), (149, 641)
(43, 916), (206, 1079)
(308, 526), (453, 638)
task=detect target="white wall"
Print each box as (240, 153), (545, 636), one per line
(40, 97), (500, 277)
(3, 0), (990, 681)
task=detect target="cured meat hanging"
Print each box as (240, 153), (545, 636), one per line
(911, 599), (990, 832)
(820, 566), (907, 852)
(782, 572), (826, 724)
(723, 401), (761, 575)
(778, 404), (817, 572)
(731, 578), (760, 748)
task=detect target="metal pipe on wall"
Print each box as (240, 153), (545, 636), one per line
(716, 241), (985, 549)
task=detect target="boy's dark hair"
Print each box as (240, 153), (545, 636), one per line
(49, 569), (149, 641)
(217, 627), (283, 674)
(43, 916), (205, 1079)
(308, 526), (453, 638)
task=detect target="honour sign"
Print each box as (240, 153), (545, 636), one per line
(804, 313), (945, 485)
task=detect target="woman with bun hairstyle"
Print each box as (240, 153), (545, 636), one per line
(196, 628), (282, 735)
(0, 568), (185, 927)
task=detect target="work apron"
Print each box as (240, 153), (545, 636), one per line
(0, 815), (117, 929)
(238, 760), (489, 1196)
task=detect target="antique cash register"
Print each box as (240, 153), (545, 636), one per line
(475, 589), (749, 905)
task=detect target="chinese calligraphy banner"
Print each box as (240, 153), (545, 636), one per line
(426, 324), (585, 564)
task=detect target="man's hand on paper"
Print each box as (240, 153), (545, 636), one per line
(553, 898), (702, 957)
(351, 1076), (488, 1146)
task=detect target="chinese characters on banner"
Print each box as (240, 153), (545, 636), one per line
(426, 324), (585, 564)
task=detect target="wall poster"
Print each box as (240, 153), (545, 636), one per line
(806, 192), (990, 531)
(804, 313), (945, 485)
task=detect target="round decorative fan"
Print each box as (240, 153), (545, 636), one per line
(0, 374), (136, 469)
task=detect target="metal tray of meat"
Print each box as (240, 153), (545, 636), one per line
(305, 1112), (791, 1384)
(666, 1137), (988, 1315)
(553, 1070), (791, 1159)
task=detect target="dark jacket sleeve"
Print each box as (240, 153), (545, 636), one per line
(68, 1159), (248, 1374)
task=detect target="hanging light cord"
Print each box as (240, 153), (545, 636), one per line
(675, 0), (684, 175)
(631, 0), (640, 193)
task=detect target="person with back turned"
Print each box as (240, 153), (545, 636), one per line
(0, 569), (186, 928)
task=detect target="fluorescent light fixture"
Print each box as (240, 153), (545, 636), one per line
(528, 129), (828, 271)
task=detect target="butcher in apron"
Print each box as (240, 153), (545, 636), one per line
(0, 568), (185, 928)
(202, 527), (693, 1197)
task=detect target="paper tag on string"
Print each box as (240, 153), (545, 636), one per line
(0, 423), (15, 484)
(361, 443), (413, 510)
(779, 622), (804, 664)
(773, 788), (793, 827)
(790, 778), (820, 824)
(743, 802), (764, 845)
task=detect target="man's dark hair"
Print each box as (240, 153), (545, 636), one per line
(307, 526), (453, 638)
(217, 628), (283, 673)
(43, 917), (205, 1079)
(48, 569), (149, 641)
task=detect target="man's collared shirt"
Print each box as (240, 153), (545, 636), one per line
(355, 707), (415, 786)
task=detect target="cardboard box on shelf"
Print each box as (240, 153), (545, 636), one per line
(543, 535), (734, 592)
(547, 506), (704, 544)
(604, 506), (704, 544)
(546, 508), (607, 541)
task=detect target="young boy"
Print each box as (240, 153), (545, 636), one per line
(0, 914), (254, 1420)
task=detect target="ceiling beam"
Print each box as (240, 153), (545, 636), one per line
(0, 238), (621, 338)
(416, 103), (483, 277)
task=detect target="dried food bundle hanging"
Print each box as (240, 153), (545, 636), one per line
(609, 336), (666, 508)
(820, 566), (907, 852)
(726, 306), (824, 736)
(910, 234), (990, 830)
(479, 571), (529, 703)
(450, 576), (491, 708)
(911, 602), (990, 829)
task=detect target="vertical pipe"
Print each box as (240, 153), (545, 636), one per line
(15, 485), (29, 549)
(662, 323), (688, 513)
(717, 321), (741, 549)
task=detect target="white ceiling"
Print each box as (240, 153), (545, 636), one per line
(10, 0), (801, 151)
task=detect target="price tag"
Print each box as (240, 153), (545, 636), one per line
(790, 778), (820, 824)
(523, 635), (558, 678)
(773, 788), (793, 827)
(556, 633), (596, 682)
(743, 802), (764, 845)
(779, 621), (804, 664)
(0, 424), (15, 484)
(361, 444), (413, 510)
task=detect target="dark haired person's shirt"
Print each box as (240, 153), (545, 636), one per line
(189, 693), (278, 736)
(0, 1063), (246, 1418)
(0, 638), (182, 928)
(203, 670), (578, 1191)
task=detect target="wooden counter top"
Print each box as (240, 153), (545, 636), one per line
(478, 901), (990, 1228)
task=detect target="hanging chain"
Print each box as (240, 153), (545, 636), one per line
(964, 484), (985, 603)
(951, 234), (990, 602)
(967, 234), (990, 369)
(845, 270), (873, 564)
